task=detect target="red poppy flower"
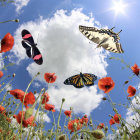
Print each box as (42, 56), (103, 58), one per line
(98, 77), (115, 93)
(81, 115), (88, 125)
(97, 123), (104, 129)
(0, 71), (3, 78)
(0, 105), (6, 114)
(44, 73), (57, 83)
(42, 92), (50, 104)
(13, 111), (36, 127)
(109, 118), (115, 125)
(127, 86), (136, 97)
(64, 110), (72, 117)
(109, 114), (121, 125)
(68, 119), (83, 132)
(44, 104), (55, 112)
(10, 89), (25, 100)
(0, 33), (14, 53)
(131, 64), (140, 76)
(113, 114), (121, 124)
(20, 92), (35, 109)
(0, 105), (11, 122)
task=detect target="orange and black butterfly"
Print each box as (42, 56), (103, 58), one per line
(64, 72), (97, 88)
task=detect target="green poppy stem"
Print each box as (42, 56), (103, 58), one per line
(27, 88), (45, 140)
(56, 98), (65, 139)
(20, 72), (40, 140)
(0, 19), (19, 24)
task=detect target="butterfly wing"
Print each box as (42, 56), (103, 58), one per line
(101, 41), (124, 53)
(79, 25), (124, 53)
(21, 40), (32, 58)
(32, 46), (43, 65)
(21, 29), (34, 45)
(64, 74), (84, 88)
(82, 73), (97, 86)
(79, 25), (106, 44)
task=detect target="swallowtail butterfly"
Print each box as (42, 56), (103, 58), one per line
(79, 25), (124, 53)
(64, 73), (97, 88)
(21, 29), (43, 65)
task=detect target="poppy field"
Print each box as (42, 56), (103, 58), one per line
(0, 1), (140, 140)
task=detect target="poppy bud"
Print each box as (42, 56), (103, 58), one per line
(58, 134), (66, 140)
(124, 81), (129, 84)
(73, 122), (77, 129)
(89, 120), (92, 124)
(113, 108), (118, 113)
(37, 72), (40, 75)
(12, 73), (16, 77)
(34, 91), (37, 94)
(91, 130), (105, 139)
(104, 126), (108, 132)
(14, 19), (19, 22)
(102, 97), (107, 101)
(62, 98), (65, 103)
(64, 125), (67, 129)
(70, 107), (73, 111)
(25, 107), (34, 120)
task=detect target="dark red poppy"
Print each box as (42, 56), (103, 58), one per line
(109, 118), (115, 125)
(98, 77), (115, 93)
(42, 92), (50, 104)
(10, 89), (25, 100)
(80, 115), (88, 125)
(20, 92), (35, 109)
(113, 114), (121, 124)
(64, 110), (72, 117)
(13, 111), (36, 127)
(131, 64), (140, 76)
(44, 73), (57, 83)
(97, 123), (104, 129)
(127, 85), (136, 97)
(44, 104), (55, 112)
(0, 71), (3, 78)
(68, 119), (83, 132)
(0, 33), (14, 53)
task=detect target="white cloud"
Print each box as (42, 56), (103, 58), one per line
(14, 0), (30, 13)
(0, 54), (5, 70)
(34, 110), (50, 123)
(125, 92), (140, 132)
(10, 9), (109, 114)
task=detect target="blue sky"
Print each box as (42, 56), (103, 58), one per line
(0, 0), (140, 138)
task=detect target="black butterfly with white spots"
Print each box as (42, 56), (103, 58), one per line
(21, 29), (43, 65)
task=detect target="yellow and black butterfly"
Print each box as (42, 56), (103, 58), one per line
(64, 72), (97, 88)
(79, 25), (124, 53)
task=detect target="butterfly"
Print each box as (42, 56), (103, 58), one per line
(79, 25), (124, 53)
(64, 72), (97, 88)
(21, 29), (43, 65)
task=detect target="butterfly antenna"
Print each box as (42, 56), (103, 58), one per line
(117, 30), (122, 35)
(110, 27), (115, 30)
(36, 33), (39, 45)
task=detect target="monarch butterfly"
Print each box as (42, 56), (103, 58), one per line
(64, 72), (97, 88)
(21, 29), (43, 65)
(79, 25), (124, 53)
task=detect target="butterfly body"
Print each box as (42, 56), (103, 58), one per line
(64, 72), (97, 88)
(79, 25), (124, 53)
(21, 29), (43, 65)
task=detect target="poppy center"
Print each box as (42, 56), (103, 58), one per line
(1, 39), (5, 45)
(105, 85), (111, 89)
